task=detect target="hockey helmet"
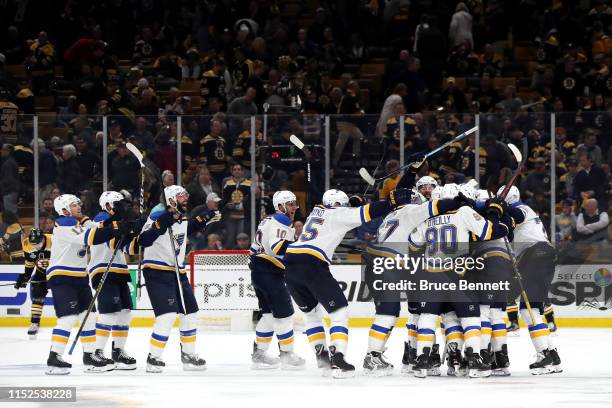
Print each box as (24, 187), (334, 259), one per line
(54, 194), (81, 216)
(99, 191), (125, 212)
(322, 189), (349, 207)
(497, 185), (520, 205)
(273, 190), (298, 212)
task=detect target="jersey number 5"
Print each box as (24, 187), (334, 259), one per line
(299, 217), (324, 242)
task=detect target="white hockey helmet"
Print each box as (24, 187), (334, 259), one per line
(432, 183), (460, 200)
(322, 189), (349, 207)
(273, 190), (298, 212)
(459, 180), (479, 201)
(99, 191), (125, 212)
(416, 175), (438, 190)
(54, 194), (81, 216)
(497, 185), (520, 205)
(164, 185), (188, 208)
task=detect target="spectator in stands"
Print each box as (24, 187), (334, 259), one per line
(181, 48), (202, 80)
(206, 233), (224, 250)
(496, 85), (523, 112)
(187, 166), (220, 212)
(553, 56), (583, 112)
(449, 3), (473, 49)
(26, 31), (55, 95)
(575, 198), (609, 242)
(188, 191), (224, 249)
(573, 152), (607, 208)
(221, 164), (251, 248)
(472, 73), (499, 112)
(109, 141), (140, 197)
(32, 138), (57, 201)
(293, 220), (304, 240)
(577, 130), (604, 166)
(379, 160), (401, 200)
(234, 232), (250, 250)
(333, 80), (364, 166)
(417, 15), (446, 93)
(556, 198), (577, 241)
(153, 127), (177, 174)
(161, 170), (175, 188)
(130, 117), (156, 159)
(199, 118), (229, 187)
(0, 144), (19, 215)
(41, 197), (54, 216)
(74, 135), (100, 190)
(58, 144), (82, 195)
(227, 86), (258, 116)
(439, 77), (468, 112)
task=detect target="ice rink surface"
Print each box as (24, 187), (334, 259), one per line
(0, 327), (610, 408)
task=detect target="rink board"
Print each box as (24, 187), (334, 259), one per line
(1, 264), (611, 327)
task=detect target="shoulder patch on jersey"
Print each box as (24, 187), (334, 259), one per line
(94, 212), (111, 222)
(473, 212), (483, 221)
(55, 216), (78, 227)
(272, 213), (292, 226)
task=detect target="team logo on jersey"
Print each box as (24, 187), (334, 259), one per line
(174, 233), (185, 251)
(69, 301), (77, 309)
(473, 213), (483, 221)
(563, 77), (576, 90)
(168, 298), (176, 306)
(231, 190), (244, 204)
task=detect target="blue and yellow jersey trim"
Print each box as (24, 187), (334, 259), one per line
(478, 249), (512, 261)
(428, 200), (440, 217)
(359, 204), (372, 224)
(271, 239), (285, 255)
(407, 235), (424, 252)
(366, 244), (402, 259)
(142, 259), (186, 274)
(46, 265), (88, 280)
(285, 244), (332, 264)
(479, 221), (493, 241)
(254, 253), (285, 269)
(88, 262), (129, 278)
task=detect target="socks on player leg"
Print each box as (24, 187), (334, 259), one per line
(254, 313), (274, 351)
(329, 307), (349, 354)
(112, 309), (131, 350)
(368, 314), (397, 353)
(480, 305), (492, 351)
(31, 301), (44, 324)
(149, 313), (176, 358)
(520, 308), (550, 353)
(506, 303), (519, 323)
(543, 305), (555, 324)
(274, 316), (295, 352)
(416, 313), (437, 356)
(460, 317), (481, 352)
(77, 311), (97, 353)
(50, 315), (78, 354)
(96, 312), (117, 351)
(490, 308), (507, 352)
(441, 312), (464, 350)
(303, 305), (327, 353)
(407, 313), (419, 350)
(179, 313), (198, 355)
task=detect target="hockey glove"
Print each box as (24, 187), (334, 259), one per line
(485, 197), (507, 218)
(349, 194), (366, 208)
(387, 188), (413, 209)
(14, 272), (31, 289)
(454, 191), (476, 208)
(156, 210), (177, 231)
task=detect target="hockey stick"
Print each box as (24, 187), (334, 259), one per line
(1, 281), (46, 287)
(493, 139), (536, 324)
(160, 188), (187, 315)
(363, 136), (389, 196)
(359, 126), (478, 186)
(289, 134), (312, 212)
(68, 236), (125, 355)
(125, 142), (145, 299)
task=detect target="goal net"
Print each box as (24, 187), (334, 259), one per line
(189, 250), (257, 331)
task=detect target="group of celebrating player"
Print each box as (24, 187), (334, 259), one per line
(13, 153), (562, 379)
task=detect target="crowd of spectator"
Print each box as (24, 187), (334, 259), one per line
(0, 0), (610, 257)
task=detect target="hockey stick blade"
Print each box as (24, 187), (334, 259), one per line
(289, 134), (305, 150)
(507, 143), (522, 164)
(126, 142), (145, 168)
(359, 167), (376, 186)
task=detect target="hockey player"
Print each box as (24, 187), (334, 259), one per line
(89, 191), (142, 370)
(284, 188), (411, 378)
(415, 176), (438, 201)
(14, 228), (51, 337)
(249, 190), (306, 370)
(408, 184), (512, 378)
(362, 191), (468, 376)
(139, 185), (220, 373)
(46, 194), (126, 375)
(498, 185), (562, 375)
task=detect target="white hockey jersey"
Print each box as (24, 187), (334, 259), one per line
(369, 200), (442, 257)
(141, 207), (188, 274)
(409, 206), (496, 272)
(510, 202), (550, 258)
(286, 204), (375, 264)
(250, 213), (295, 269)
(87, 211), (136, 283)
(47, 216), (109, 285)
